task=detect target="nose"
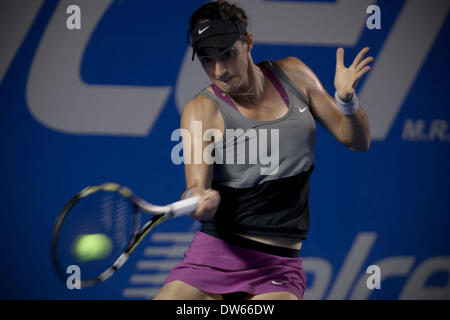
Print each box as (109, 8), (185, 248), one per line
(214, 60), (227, 79)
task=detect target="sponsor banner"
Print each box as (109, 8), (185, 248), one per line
(0, 0), (448, 299)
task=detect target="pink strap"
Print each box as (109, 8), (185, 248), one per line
(211, 61), (290, 112)
(258, 62), (290, 108)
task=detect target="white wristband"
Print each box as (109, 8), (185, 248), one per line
(184, 188), (195, 199)
(334, 91), (360, 115)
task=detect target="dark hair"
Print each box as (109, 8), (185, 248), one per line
(188, 1), (248, 45)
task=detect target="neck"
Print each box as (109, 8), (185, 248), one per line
(229, 60), (265, 107)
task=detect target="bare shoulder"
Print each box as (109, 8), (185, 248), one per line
(182, 92), (217, 117)
(275, 56), (309, 74)
(181, 90), (224, 132)
(274, 57), (324, 99)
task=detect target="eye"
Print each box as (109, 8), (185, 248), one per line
(221, 50), (234, 61)
(200, 57), (212, 64)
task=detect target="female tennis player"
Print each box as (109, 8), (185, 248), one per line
(154, 0), (371, 300)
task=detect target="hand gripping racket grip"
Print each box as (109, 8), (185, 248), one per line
(167, 196), (200, 218)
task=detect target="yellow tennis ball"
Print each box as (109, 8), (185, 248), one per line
(72, 233), (112, 262)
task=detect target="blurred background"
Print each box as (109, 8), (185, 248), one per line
(0, 0), (449, 299)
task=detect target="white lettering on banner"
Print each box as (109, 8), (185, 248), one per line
(5, 0), (442, 139)
(176, 0), (374, 115)
(66, 5), (81, 30)
(428, 120), (450, 142)
(400, 257), (450, 300)
(26, 0), (171, 136)
(123, 231), (450, 300)
(402, 119), (450, 142)
(301, 258), (333, 300)
(326, 233), (377, 300)
(122, 232), (195, 299)
(304, 234), (450, 300)
(177, 0), (449, 142)
(359, 0), (450, 140)
(402, 119), (427, 141)
(240, 0), (374, 44)
(0, 0), (44, 84)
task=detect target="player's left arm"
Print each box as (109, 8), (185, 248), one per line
(279, 48), (372, 151)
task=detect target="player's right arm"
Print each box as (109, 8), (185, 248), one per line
(180, 93), (224, 221)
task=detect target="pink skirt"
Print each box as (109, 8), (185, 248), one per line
(164, 231), (307, 299)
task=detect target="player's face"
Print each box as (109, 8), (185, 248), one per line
(198, 40), (250, 94)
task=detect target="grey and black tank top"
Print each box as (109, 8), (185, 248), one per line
(199, 59), (316, 241)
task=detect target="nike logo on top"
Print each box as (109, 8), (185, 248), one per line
(271, 280), (288, 285)
(198, 26), (209, 34)
(299, 106), (308, 113)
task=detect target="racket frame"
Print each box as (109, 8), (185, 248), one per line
(51, 182), (196, 288)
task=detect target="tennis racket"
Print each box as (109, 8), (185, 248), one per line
(51, 182), (199, 288)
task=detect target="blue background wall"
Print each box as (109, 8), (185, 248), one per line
(0, 0), (449, 299)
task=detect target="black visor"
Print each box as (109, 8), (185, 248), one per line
(190, 19), (247, 60)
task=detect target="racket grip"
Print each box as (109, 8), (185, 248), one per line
(168, 196), (200, 218)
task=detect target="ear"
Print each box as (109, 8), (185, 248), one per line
(246, 32), (254, 52)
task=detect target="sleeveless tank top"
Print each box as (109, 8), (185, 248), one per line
(198, 59), (316, 240)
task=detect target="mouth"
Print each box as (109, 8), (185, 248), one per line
(216, 76), (234, 86)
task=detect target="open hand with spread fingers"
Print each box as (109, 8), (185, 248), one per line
(334, 47), (373, 102)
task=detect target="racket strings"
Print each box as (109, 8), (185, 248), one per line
(54, 190), (137, 282)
